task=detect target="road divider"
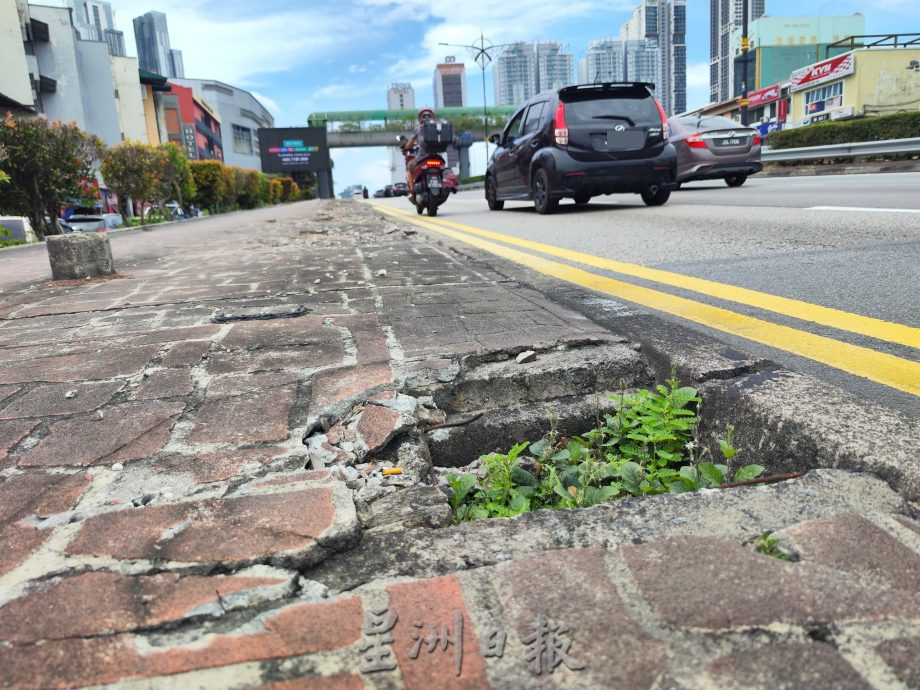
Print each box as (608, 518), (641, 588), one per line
(375, 204), (920, 397)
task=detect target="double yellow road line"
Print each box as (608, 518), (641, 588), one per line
(375, 204), (920, 397)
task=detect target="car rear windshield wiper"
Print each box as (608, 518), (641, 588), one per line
(592, 116), (636, 126)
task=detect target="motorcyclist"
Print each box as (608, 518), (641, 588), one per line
(402, 107), (436, 199)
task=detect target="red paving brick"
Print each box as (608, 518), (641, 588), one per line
(309, 363), (393, 415)
(0, 570), (291, 643)
(876, 636), (920, 689)
(131, 368), (195, 400)
(495, 547), (665, 689)
(787, 513), (920, 594)
(0, 525), (50, 578)
(621, 535), (920, 630)
(387, 575), (490, 689)
(0, 472), (92, 525)
(17, 401), (184, 468)
(357, 404), (402, 453)
(0, 596), (363, 690)
(252, 676), (364, 690)
(65, 488), (335, 564)
(0, 343), (160, 384)
(154, 448), (287, 484)
(160, 340), (212, 367)
(0, 381), (124, 419)
(188, 379), (298, 444)
(0, 419), (38, 459)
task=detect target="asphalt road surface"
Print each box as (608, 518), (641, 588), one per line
(373, 172), (920, 419)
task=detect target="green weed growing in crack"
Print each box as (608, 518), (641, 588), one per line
(447, 376), (766, 523)
(754, 533), (793, 561)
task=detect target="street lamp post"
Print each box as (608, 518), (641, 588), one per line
(440, 33), (514, 165)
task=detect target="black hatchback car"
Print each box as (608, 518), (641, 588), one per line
(485, 82), (677, 214)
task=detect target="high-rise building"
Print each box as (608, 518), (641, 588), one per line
(620, 0), (685, 115)
(433, 60), (467, 107)
(585, 38), (660, 86)
(710, 0), (765, 103)
(66, 1), (125, 57)
(387, 83), (415, 111)
(535, 42), (573, 92)
(494, 42), (537, 106)
(133, 11), (184, 78)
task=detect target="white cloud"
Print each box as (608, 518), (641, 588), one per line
(348, 65), (367, 74)
(249, 91), (281, 116)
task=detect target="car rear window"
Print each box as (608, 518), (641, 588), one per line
(675, 115), (739, 130)
(561, 90), (660, 126)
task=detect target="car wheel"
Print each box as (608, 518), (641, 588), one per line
(485, 176), (504, 211)
(573, 193), (591, 205)
(640, 187), (671, 206)
(532, 168), (558, 215)
(725, 174), (747, 188)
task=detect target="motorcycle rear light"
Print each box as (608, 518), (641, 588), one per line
(424, 159), (443, 168)
(554, 103), (568, 146)
(686, 134), (707, 149)
(654, 99), (669, 140)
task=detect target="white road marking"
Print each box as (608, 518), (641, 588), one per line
(809, 206), (920, 214)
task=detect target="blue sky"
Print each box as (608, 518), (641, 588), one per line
(102, 0), (914, 191)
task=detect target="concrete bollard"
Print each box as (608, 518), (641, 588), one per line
(46, 233), (116, 281)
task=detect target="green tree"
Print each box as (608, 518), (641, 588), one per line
(154, 142), (195, 211)
(100, 142), (161, 218)
(0, 114), (102, 239)
(189, 160), (226, 213)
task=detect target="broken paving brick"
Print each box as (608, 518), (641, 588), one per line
(0, 472), (92, 526)
(154, 448), (288, 484)
(309, 364), (393, 417)
(0, 596), (363, 690)
(0, 344), (161, 384)
(188, 382), (298, 445)
(65, 488), (337, 565)
(0, 569), (295, 644)
(16, 402), (184, 468)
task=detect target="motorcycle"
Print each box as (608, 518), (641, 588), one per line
(397, 122), (454, 217)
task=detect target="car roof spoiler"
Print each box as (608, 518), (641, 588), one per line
(560, 82), (656, 97)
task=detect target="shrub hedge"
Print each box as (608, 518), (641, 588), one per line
(766, 112), (920, 150)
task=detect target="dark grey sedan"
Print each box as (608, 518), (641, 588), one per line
(669, 115), (763, 188)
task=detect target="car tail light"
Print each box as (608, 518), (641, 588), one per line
(752, 135), (762, 145)
(654, 99), (669, 140)
(686, 133), (707, 149)
(554, 103), (568, 146)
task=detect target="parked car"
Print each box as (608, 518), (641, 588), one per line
(373, 188), (387, 198)
(384, 185), (394, 198)
(668, 115), (763, 188)
(61, 215), (107, 233)
(392, 182), (410, 197)
(485, 82), (676, 214)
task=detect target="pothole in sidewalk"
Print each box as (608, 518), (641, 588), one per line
(303, 337), (806, 533)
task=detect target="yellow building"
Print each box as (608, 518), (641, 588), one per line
(788, 48), (920, 128)
(139, 70), (171, 145)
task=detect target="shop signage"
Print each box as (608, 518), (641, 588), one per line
(748, 84), (781, 108)
(790, 53), (854, 92)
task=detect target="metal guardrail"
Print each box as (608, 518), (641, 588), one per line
(762, 137), (920, 162)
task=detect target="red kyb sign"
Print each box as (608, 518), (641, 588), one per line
(747, 84), (781, 108)
(790, 53), (854, 93)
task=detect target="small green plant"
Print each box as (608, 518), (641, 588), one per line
(754, 533), (792, 561)
(0, 226), (25, 248)
(447, 377), (766, 523)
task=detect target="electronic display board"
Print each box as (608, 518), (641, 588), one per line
(259, 127), (331, 173)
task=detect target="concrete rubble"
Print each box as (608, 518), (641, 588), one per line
(0, 200), (918, 689)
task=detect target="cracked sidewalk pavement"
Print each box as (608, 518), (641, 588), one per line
(1, 201), (919, 690)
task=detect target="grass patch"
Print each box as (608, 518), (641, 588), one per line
(447, 377), (764, 523)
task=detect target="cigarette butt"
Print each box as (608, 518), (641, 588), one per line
(382, 468), (403, 476)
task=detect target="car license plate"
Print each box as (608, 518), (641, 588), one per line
(717, 138), (742, 147)
(607, 130), (646, 150)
